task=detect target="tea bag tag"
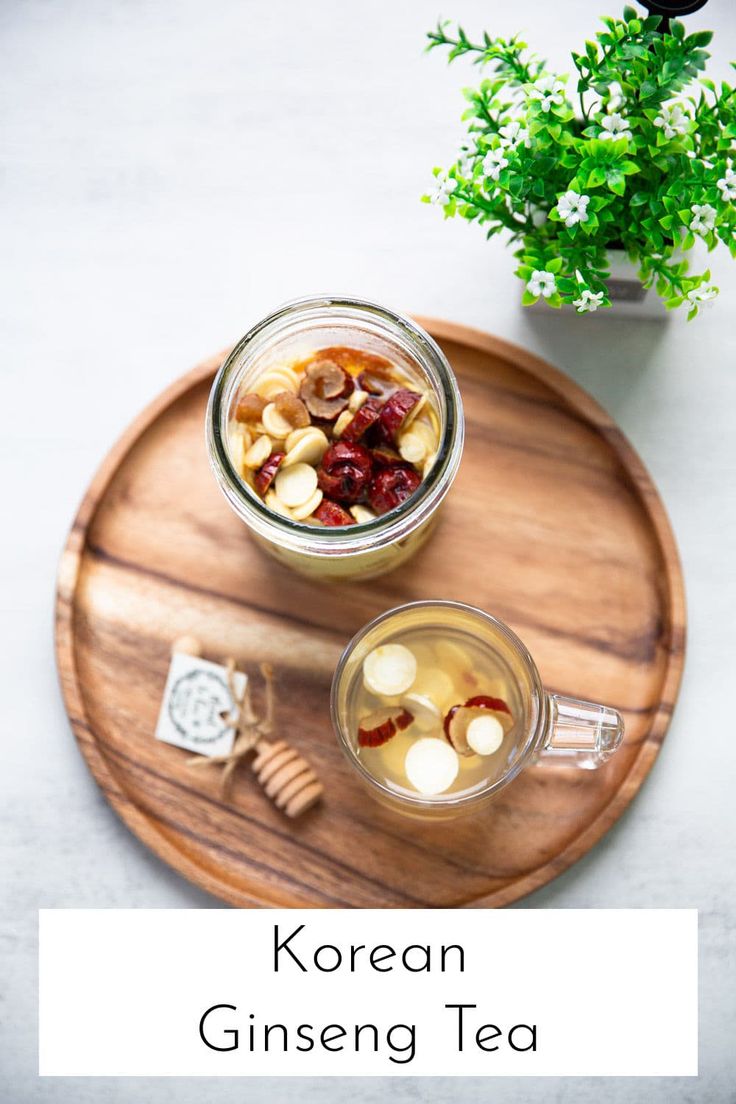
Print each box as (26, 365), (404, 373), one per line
(155, 652), (247, 758)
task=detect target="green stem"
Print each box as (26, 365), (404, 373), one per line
(427, 26), (537, 85)
(454, 186), (533, 235)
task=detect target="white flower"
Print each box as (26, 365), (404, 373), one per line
(607, 82), (624, 112)
(529, 75), (565, 113)
(482, 147), (509, 182)
(573, 289), (605, 313)
(556, 189), (590, 228)
(689, 203), (717, 236)
(529, 203), (547, 227)
(498, 120), (531, 149)
(429, 170), (458, 207)
(653, 103), (690, 140)
(687, 285), (718, 308)
(457, 144), (475, 178)
(527, 270), (556, 298)
(598, 112), (632, 142)
(717, 166), (736, 201)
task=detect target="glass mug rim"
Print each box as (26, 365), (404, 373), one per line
(205, 295), (465, 559)
(330, 599), (547, 812)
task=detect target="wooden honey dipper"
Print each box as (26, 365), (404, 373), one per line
(251, 739), (323, 818)
(174, 636), (323, 818)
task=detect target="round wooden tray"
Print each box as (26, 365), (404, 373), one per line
(55, 319), (685, 908)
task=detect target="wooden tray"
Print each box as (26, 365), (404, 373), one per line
(55, 319), (685, 908)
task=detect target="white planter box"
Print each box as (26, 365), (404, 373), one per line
(604, 249), (667, 319)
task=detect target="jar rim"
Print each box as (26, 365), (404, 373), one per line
(206, 295), (464, 556)
(330, 600), (545, 810)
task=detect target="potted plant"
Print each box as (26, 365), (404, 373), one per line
(423, 5), (736, 318)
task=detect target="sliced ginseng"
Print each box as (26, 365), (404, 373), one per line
(349, 504), (376, 524)
(264, 488), (293, 518)
(244, 434), (273, 469)
(274, 462), (319, 508)
(357, 707), (414, 748)
(262, 398), (303, 440)
(464, 714), (504, 756)
(400, 692), (441, 732)
(290, 487), (323, 521)
(282, 427), (330, 467)
(363, 643), (417, 697)
(397, 430), (426, 464)
(256, 368), (301, 399)
(404, 737), (459, 795)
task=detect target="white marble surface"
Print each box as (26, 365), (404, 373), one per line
(2, 0), (735, 1100)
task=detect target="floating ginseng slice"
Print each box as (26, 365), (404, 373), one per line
(363, 643), (418, 697)
(404, 737), (459, 795)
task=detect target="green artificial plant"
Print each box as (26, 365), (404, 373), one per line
(423, 6), (736, 316)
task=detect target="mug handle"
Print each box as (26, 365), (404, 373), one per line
(537, 693), (624, 769)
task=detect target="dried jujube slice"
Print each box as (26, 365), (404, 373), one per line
(465, 695), (512, 718)
(235, 392), (267, 423)
(370, 445), (404, 468)
(317, 441), (373, 504)
(313, 498), (354, 526)
(341, 397), (383, 442)
(378, 389), (422, 444)
(367, 464), (421, 515)
(357, 707), (414, 748)
(254, 451), (285, 496)
(299, 359), (354, 420)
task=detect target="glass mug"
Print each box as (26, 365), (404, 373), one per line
(206, 296), (464, 581)
(331, 600), (624, 819)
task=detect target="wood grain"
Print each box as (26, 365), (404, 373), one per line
(54, 319), (686, 908)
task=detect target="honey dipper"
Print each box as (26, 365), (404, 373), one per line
(174, 636), (323, 818)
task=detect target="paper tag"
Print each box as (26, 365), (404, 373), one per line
(155, 653), (247, 758)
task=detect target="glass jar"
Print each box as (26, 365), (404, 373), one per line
(331, 601), (624, 820)
(206, 296), (464, 580)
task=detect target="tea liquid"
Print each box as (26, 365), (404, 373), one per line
(349, 621), (525, 800)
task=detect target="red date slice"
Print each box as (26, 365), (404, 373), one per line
(357, 707), (414, 748)
(341, 398), (383, 442)
(371, 445), (404, 468)
(313, 498), (354, 526)
(378, 389), (422, 444)
(254, 451), (285, 496)
(464, 695), (511, 715)
(367, 464), (421, 515)
(317, 441), (373, 504)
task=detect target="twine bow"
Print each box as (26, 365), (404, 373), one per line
(187, 659), (275, 796)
